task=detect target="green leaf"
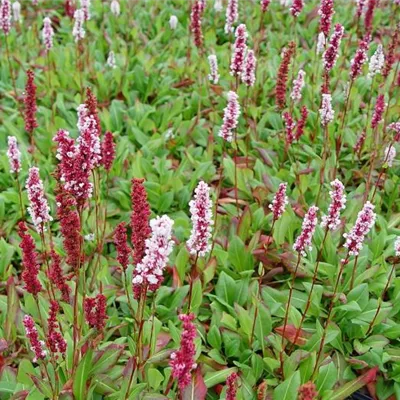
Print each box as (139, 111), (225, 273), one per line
(228, 236), (254, 272)
(316, 361), (337, 394)
(273, 371), (301, 400)
(73, 349), (93, 400)
(204, 368), (237, 388)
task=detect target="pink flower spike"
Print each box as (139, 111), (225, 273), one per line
(101, 131), (115, 171)
(132, 215), (174, 295)
(218, 91), (241, 143)
(318, 0), (335, 36)
(190, 0), (204, 48)
(283, 112), (296, 145)
(230, 24), (248, 77)
(343, 201), (376, 256)
(384, 145), (396, 167)
(47, 300), (67, 355)
(350, 34), (370, 80)
(241, 49), (257, 87)
(387, 122), (400, 142)
(208, 55), (220, 84)
(169, 313), (197, 390)
(187, 181), (213, 257)
(394, 237), (400, 256)
(323, 24), (344, 72)
(299, 382), (318, 400)
(80, 0), (90, 20)
(371, 94), (385, 130)
(23, 315), (47, 362)
(7, 136), (21, 174)
(290, 0), (304, 17)
(226, 372), (239, 400)
(225, 0), (238, 33)
(0, 0), (11, 35)
(261, 0), (270, 12)
(290, 69), (306, 102)
(319, 93), (334, 126)
(26, 167), (53, 233)
(72, 9), (85, 42)
(42, 17), (54, 52)
(114, 222), (131, 270)
(269, 183), (289, 222)
(321, 179), (346, 231)
(293, 205), (319, 256)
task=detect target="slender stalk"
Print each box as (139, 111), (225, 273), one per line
(5, 36), (17, 98)
(187, 252), (199, 312)
(349, 255), (359, 291)
(312, 253), (350, 379)
(279, 252), (302, 378)
(366, 262), (397, 335)
(15, 174), (25, 220)
(288, 229), (329, 352)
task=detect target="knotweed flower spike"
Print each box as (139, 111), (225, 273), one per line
(321, 179), (346, 230)
(387, 122), (400, 142)
(26, 167), (53, 233)
(384, 146), (396, 167)
(291, 0), (304, 17)
(290, 69), (306, 102)
(230, 24), (248, 77)
(354, 130), (366, 153)
(23, 315), (46, 362)
(295, 106), (308, 140)
(84, 294), (108, 330)
(261, 0), (271, 12)
(218, 91), (241, 142)
(169, 313), (197, 390)
(187, 181), (213, 257)
(276, 41), (296, 109)
(319, 93), (334, 126)
(65, 0), (75, 18)
(368, 44), (384, 78)
(283, 112), (296, 145)
(395, 237), (400, 256)
(316, 32), (326, 54)
(107, 50), (116, 68)
(343, 201), (376, 256)
(382, 25), (400, 78)
(293, 205), (319, 256)
(48, 250), (70, 302)
(114, 222), (131, 270)
(169, 15), (178, 29)
(298, 382), (319, 400)
(7, 136), (21, 174)
(56, 191), (81, 269)
(269, 183), (289, 221)
(226, 372), (239, 400)
(24, 70), (38, 135)
(0, 0), (11, 35)
(364, 0), (376, 33)
(80, 0), (90, 20)
(18, 222), (42, 295)
(12, 0), (20, 22)
(323, 24), (344, 72)
(47, 300), (67, 355)
(131, 178), (151, 267)
(132, 215), (174, 296)
(42, 17), (54, 52)
(190, 0), (205, 48)
(208, 54), (220, 84)
(110, 0), (120, 16)
(318, 0), (335, 36)
(371, 94), (385, 129)
(72, 9), (85, 42)
(350, 34), (370, 80)
(101, 131), (115, 171)
(356, 0), (366, 17)
(241, 49), (257, 86)
(225, 0), (238, 33)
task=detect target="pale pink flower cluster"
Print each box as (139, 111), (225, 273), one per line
(107, 50), (116, 69)
(42, 17), (54, 52)
(319, 93), (334, 126)
(368, 44), (385, 77)
(208, 54), (220, 84)
(230, 24), (248, 77)
(110, 0), (120, 16)
(316, 32), (326, 54)
(76, 112), (101, 169)
(72, 9), (85, 42)
(242, 49), (257, 87)
(384, 145), (396, 167)
(23, 315), (47, 362)
(225, 0), (238, 33)
(343, 201), (376, 256)
(187, 181), (213, 257)
(7, 136), (21, 174)
(132, 215), (174, 294)
(387, 122), (400, 142)
(321, 179), (346, 231)
(293, 206), (319, 256)
(290, 69), (306, 102)
(12, 1), (20, 22)
(323, 24), (344, 72)
(80, 0), (90, 20)
(26, 167), (53, 233)
(0, 0), (11, 35)
(350, 34), (370, 80)
(218, 91), (241, 142)
(269, 183), (288, 221)
(394, 237), (400, 256)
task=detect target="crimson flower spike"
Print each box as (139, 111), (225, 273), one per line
(226, 372), (239, 400)
(24, 70), (38, 146)
(275, 42), (296, 109)
(114, 222), (131, 270)
(323, 24), (344, 73)
(230, 24), (248, 77)
(23, 315), (47, 362)
(225, 0), (238, 33)
(318, 0), (335, 36)
(101, 131), (116, 171)
(190, 0), (205, 48)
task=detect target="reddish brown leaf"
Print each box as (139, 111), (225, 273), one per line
(275, 324), (307, 345)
